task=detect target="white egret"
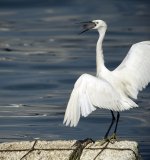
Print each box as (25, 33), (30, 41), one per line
(63, 20), (150, 141)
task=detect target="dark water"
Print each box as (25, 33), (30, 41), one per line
(0, 0), (150, 159)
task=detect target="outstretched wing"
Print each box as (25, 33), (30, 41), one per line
(113, 41), (150, 99)
(63, 74), (137, 127)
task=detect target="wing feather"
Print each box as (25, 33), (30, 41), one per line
(63, 73), (137, 127)
(113, 41), (150, 99)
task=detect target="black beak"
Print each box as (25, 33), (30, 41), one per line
(79, 21), (96, 34)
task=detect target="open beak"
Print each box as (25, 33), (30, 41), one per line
(79, 21), (96, 34)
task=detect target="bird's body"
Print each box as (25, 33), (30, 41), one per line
(63, 20), (150, 132)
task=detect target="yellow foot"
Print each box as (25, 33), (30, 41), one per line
(99, 133), (117, 146)
(108, 133), (117, 144)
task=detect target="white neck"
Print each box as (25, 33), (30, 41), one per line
(96, 27), (107, 77)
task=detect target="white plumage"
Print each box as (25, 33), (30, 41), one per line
(113, 41), (150, 99)
(64, 20), (150, 127)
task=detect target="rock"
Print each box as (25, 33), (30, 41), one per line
(0, 140), (140, 160)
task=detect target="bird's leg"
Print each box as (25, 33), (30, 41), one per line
(106, 112), (120, 144)
(112, 112), (120, 140)
(104, 110), (116, 139)
(99, 111), (116, 145)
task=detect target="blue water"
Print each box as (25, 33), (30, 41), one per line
(0, 0), (150, 159)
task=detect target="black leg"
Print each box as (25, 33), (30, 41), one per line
(104, 110), (116, 139)
(114, 112), (120, 134)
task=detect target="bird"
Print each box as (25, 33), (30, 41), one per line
(63, 20), (150, 142)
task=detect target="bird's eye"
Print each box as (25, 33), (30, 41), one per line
(96, 22), (98, 25)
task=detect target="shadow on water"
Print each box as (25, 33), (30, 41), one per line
(0, 0), (150, 159)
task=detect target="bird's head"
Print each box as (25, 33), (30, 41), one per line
(80, 20), (107, 34)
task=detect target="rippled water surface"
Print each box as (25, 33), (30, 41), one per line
(0, 0), (150, 159)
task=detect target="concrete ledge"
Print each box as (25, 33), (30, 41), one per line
(0, 140), (139, 160)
